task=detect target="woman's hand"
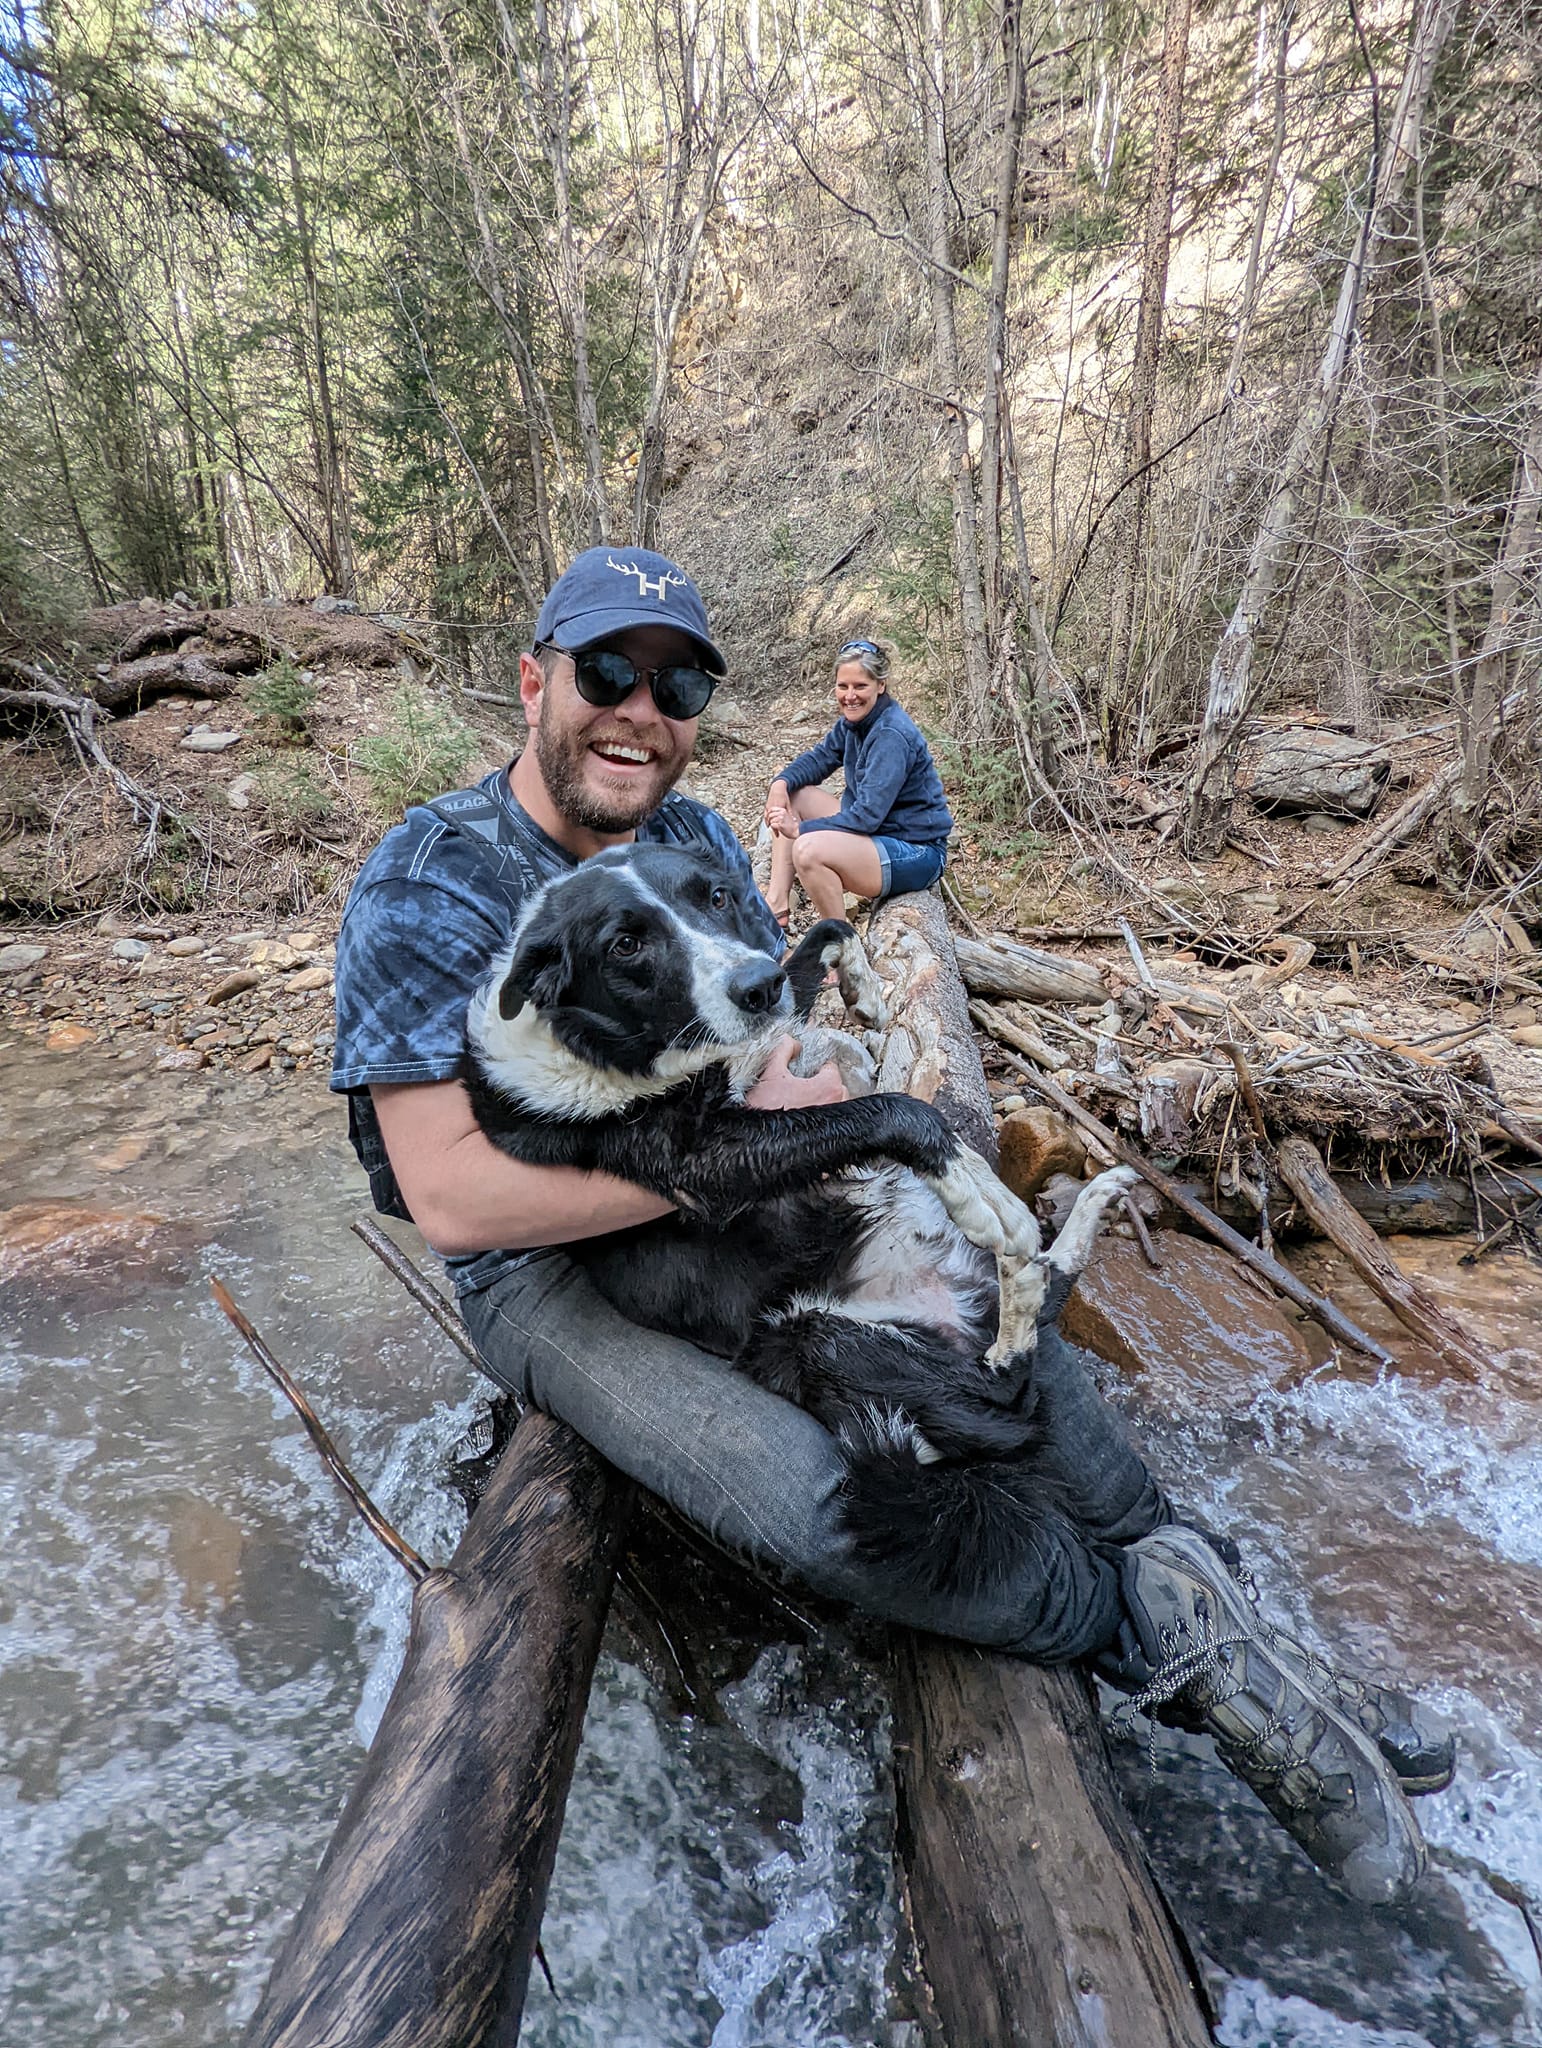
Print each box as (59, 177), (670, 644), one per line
(764, 779), (792, 835)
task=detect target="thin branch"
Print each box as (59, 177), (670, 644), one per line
(211, 1276), (430, 1581)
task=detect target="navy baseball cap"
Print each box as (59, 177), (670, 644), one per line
(534, 547), (727, 678)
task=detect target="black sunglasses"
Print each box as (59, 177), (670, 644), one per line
(540, 643), (718, 721)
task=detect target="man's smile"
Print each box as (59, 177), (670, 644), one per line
(589, 739), (660, 767)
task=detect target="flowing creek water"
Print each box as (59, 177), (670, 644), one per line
(2, 1027), (1539, 2046)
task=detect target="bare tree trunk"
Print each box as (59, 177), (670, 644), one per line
(1102, 0), (1191, 758)
(536, 0), (608, 546)
(979, 0), (1027, 651)
(920, 0), (993, 737)
(631, 0), (736, 549)
(36, 358), (113, 604)
(1449, 361), (1542, 844)
(1184, 0), (1459, 853)
(417, 0), (560, 584)
(273, 39), (357, 597)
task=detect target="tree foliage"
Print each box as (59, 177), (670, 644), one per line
(2, 0), (1538, 875)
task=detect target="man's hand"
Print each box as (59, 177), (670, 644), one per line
(745, 1034), (847, 1109)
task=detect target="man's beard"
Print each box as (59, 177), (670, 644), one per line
(534, 693), (685, 833)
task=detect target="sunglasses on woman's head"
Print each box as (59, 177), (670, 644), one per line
(539, 644), (719, 721)
(838, 639), (882, 660)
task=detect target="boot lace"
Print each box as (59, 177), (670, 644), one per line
(1111, 1607), (1260, 1776)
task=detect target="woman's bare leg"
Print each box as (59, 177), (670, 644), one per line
(793, 827), (884, 918)
(767, 786), (839, 918)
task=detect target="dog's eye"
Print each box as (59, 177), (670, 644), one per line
(610, 932), (641, 958)
(709, 886), (729, 911)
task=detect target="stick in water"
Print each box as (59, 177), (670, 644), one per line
(211, 1276), (430, 1581)
(351, 1215), (481, 1364)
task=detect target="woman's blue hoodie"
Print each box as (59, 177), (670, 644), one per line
(778, 693), (953, 846)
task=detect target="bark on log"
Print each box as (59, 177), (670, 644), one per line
(94, 653), (241, 710)
(242, 1414), (629, 2048)
(892, 1653), (1212, 2048)
(1275, 1136), (1488, 1379)
(867, 889), (1212, 2048)
(954, 932), (1108, 1009)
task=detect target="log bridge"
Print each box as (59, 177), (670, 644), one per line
(240, 893), (1212, 2048)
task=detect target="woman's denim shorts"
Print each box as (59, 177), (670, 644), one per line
(872, 836), (947, 900)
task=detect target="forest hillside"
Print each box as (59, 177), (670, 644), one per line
(1, 0), (1538, 940)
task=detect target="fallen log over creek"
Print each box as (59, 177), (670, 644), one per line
(865, 890), (1213, 2048)
(241, 1415), (630, 2048)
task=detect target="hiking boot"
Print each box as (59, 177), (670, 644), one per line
(1172, 1524), (1456, 1795)
(1108, 1525), (1428, 1905)
(1261, 1623), (1455, 1795)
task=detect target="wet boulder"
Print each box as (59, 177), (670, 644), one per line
(1062, 1229), (1315, 1404)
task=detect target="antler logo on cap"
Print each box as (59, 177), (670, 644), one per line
(607, 556), (688, 602)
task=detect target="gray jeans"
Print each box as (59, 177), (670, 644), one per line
(460, 1251), (1173, 1664)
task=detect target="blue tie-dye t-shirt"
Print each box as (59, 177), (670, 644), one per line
(330, 762), (780, 1295)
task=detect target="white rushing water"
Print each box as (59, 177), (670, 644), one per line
(3, 1035), (1541, 2045)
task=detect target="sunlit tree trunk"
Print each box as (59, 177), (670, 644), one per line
(1102, 0), (1191, 757)
(921, 0), (992, 738)
(1184, 0), (1460, 852)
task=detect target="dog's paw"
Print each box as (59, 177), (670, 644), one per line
(985, 1249), (1051, 1372)
(927, 1145), (1042, 1261)
(1045, 1166), (1141, 1279)
(829, 935), (889, 1032)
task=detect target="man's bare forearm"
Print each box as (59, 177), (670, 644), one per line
(370, 1080), (672, 1257)
(369, 1044), (843, 1260)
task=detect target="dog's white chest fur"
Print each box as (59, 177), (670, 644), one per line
(804, 1166), (997, 1345)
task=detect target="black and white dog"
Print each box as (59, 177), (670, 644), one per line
(463, 843), (1135, 1601)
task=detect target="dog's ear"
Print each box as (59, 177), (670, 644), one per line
(498, 911), (577, 1020)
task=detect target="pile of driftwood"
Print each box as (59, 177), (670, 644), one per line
(952, 917), (1542, 1382)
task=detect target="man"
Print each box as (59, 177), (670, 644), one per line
(332, 546), (1445, 1903)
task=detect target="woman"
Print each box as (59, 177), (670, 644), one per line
(764, 638), (953, 928)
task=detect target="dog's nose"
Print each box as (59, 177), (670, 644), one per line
(727, 960), (786, 1015)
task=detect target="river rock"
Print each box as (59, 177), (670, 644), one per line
(239, 1044), (273, 1073)
(1513, 1025), (1542, 1049)
(0, 943), (48, 974)
(248, 939), (299, 969)
(166, 936), (206, 957)
(180, 727), (242, 753)
(0, 1200), (177, 1287)
(156, 1046), (209, 1071)
(45, 1023), (97, 1051)
(997, 1107), (1085, 1199)
(1237, 726), (1391, 818)
(112, 937), (151, 960)
(285, 930), (321, 951)
(1063, 1230), (1314, 1406)
(227, 774), (256, 811)
(283, 966), (332, 994)
(206, 970), (262, 1004)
